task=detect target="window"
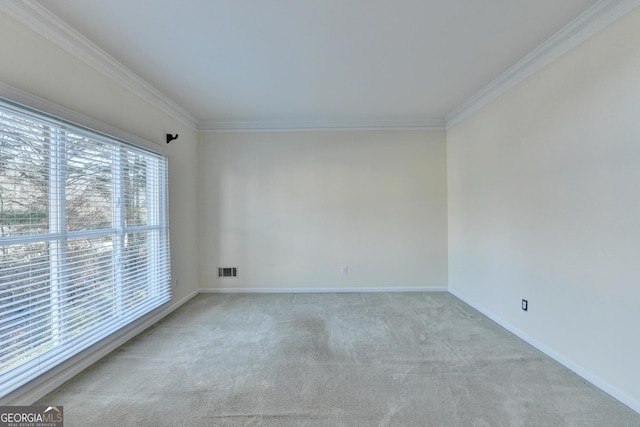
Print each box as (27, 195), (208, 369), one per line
(0, 98), (171, 397)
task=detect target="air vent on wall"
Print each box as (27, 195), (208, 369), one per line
(218, 267), (238, 277)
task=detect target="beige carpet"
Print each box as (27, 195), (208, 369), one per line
(37, 292), (640, 426)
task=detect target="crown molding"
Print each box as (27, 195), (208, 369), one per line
(445, 0), (640, 128)
(0, 81), (167, 154)
(5, 0), (636, 133)
(198, 118), (446, 132)
(0, 0), (198, 131)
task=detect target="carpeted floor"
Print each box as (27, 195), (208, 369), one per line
(37, 292), (640, 426)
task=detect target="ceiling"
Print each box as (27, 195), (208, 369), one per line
(30, 0), (601, 130)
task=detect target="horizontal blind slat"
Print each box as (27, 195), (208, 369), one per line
(0, 98), (171, 398)
(0, 281), (169, 350)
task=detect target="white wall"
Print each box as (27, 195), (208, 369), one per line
(198, 130), (447, 290)
(447, 7), (640, 411)
(0, 10), (200, 402)
(0, 10), (200, 303)
(4, 0), (639, 413)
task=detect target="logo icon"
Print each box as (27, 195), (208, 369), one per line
(0, 405), (64, 427)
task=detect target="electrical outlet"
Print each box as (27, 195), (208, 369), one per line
(341, 266), (348, 275)
(522, 299), (528, 311)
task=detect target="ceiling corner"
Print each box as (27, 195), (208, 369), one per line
(0, 0), (198, 131)
(445, 0), (640, 128)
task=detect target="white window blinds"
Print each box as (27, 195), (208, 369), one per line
(0, 98), (171, 398)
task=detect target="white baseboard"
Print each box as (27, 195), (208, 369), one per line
(448, 287), (640, 415)
(10, 285), (637, 415)
(2, 289), (199, 406)
(199, 286), (448, 294)
(5, 286), (446, 405)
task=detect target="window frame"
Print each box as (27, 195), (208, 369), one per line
(0, 97), (172, 399)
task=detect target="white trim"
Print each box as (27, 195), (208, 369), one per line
(1, 290), (198, 406)
(2, 286), (443, 404)
(6, 285), (640, 415)
(0, 0), (198, 131)
(200, 287), (448, 294)
(0, 81), (166, 155)
(2, 0), (638, 132)
(445, 0), (640, 127)
(448, 287), (640, 415)
(198, 118), (446, 133)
